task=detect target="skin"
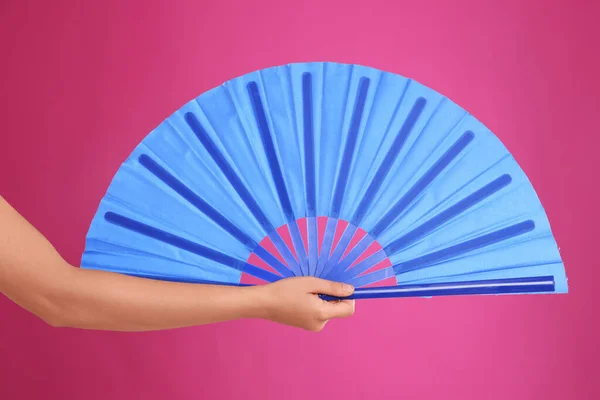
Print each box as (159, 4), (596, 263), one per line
(0, 196), (355, 332)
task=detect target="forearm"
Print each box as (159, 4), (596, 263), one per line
(46, 266), (268, 331)
(3, 253), (270, 331)
(0, 196), (268, 331)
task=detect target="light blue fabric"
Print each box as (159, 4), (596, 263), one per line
(81, 62), (567, 294)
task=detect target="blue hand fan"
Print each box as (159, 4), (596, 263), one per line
(81, 62), (567, 300)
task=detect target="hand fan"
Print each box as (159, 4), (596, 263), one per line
(81, 62), (567, 300)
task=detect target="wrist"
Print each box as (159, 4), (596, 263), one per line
(242, 284), (274, 320)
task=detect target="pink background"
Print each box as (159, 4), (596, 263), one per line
(1, 0), (598, 399)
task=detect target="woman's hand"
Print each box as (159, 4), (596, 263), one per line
(255, 277), (355, 332)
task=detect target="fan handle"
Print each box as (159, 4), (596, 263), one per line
(319, 276), (555, 300)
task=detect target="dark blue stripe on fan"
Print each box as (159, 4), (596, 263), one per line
(326, 235), (375, 278)
(320, 224), (358, 278)
(302, 73), (317, 217)
(120, 272), (254, 285)
(251, 246), (294, 278)
(371, 130), (475, 237)
(325, 97), (427, 278)
(331, 77), (370, 218)
(184, 112), (301, 273)
(103, 211), (283, 280)
(351, 97), (427, 226)
(330, 249), (388, 281)
(241, 263), (284, 283)
(393, 220), (536, 274)
(266, 231), (303, 276)
(247, 81), (295, 223)
(324, 276), (555, 300)
(184, 112), (274, 233)
(288, 220), (308, 275)
(315, 218), (337, 277)
(139, 154), (257, 249)
(307, 217), (318, 276)
(384, 174), (513, 255)
(139, 154), (293, 278)
(350, 266), (396, 287)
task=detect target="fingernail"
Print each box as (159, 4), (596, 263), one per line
(343, 283), (353, 293)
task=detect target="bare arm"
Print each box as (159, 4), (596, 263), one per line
(0, 196), (354, 332)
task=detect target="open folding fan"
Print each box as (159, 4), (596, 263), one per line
(81, 62), (567, 300)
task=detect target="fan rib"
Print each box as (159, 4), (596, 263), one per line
(331, 77), (371, 219)
(329, 276), (556, 299)
(331, 249), (389, 282)
(396, 261), (563, 286)
(393, 219), (536, 275)
(347, 218), (537, 283)
(402, 153), (511, 231)
(138, 154), (294, 278)
(320, 224), (358, 278)
(350, 78), (412, 215)
(103, 212), (281, 282)
(330, 174), (514, 281)
(315, 218), (337, 277)
(315, 77), (370, 276)
(351, 97), (427, 226)
(184, 112), (301, 275)
(330, 130), (476, 280)
(325, 235), (375, 279)
(384, 174), (513, 255)
(371, 130), (475, 237)
(247, 82), (296, 222)
(322, 97), (429, 278)
(302, 73), (319, 275)
(302, 73), (317, 218)
(247, 81), (308, 275)
(350, 266), (396, 287)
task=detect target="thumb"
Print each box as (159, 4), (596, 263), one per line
(307, 278), (354, 298)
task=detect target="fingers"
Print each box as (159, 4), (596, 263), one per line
(265, 277), (356, 332)
(321, 299), (355, 320)
(304, 277), (354, 298)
